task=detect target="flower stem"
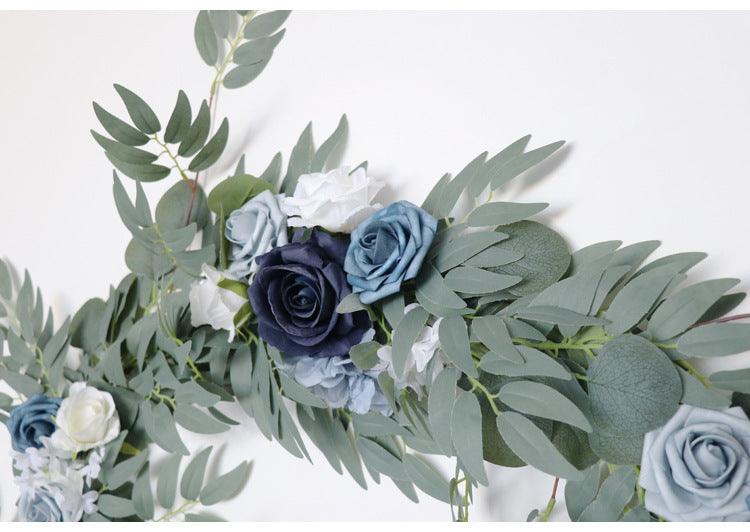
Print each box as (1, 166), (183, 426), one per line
(538, 477), (560, 522)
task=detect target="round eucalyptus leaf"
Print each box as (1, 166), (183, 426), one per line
(488, 220), (570, 296)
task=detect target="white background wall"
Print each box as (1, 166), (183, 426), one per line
(0, 10), (749, 521)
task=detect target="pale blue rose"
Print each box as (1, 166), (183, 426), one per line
(226, 190), (288, 278)
(17, 489), (63, 522)
(344, 201), (437, 304)
(639, 405), (750, 522)
(7, 395), (61, 452)
(281, 351), (391, 415)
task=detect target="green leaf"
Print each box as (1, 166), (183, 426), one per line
(92, 102), (149, 146)
(113, 84), (160, 134)
(392, 306), (429, 377)
(635, 251), (707, 277)
(565, 464), (601, 521)
(155, 180), (209, 231)
(352, 412), (409, 437)
(336, 292), (366, 314)
(438, 316), (478, 378)
(195, 10), (219, 66)
(469, 135), (530, 197)
(181, 446), (213, 500)
(312, 114), (348, 173)
(233, 30), (285, 65)
(164, 90), (192, 144)
(444, 266), (521, 295)
(178, 100), (211, 158)
(467, 202), (548, 227)
(156, 454), (182, 509)
(587, 335), (681, 436)
(480, 345), (571, 380)
(415, 263), (467, 315)
(280, 122), (314, 194)
(490, 140), (565, 190)
(0, 368), (42, 397)
(259, 152), (282, 185)
(278, 373), (326, 408)
(99, 448), (148, 490)
(175, 404), (230, 434)
(349, 341), (381, 371)
(464, 246), (523, 268)
(357, 437), (407, 480)
(648, 278), (739, 341)
(710, 368), (750, 393)
(497, 380), (592, 432)
(471, 316), (523, 363)
(577, 467), (636, 522)
(679, 367), (731, 409)
(450, 391), (488, 484)
(605, 263), (683, 336)
(488, 221), (570, 296)
(106, 153), (170, 182)
(514, 305), (607, 327)
(208, 10), (234, 39)
(200, 461), (251, 505)
(141, 401), (189, 455)
(132, 464), (154, 520)
(189, 118), (229, 172)
(404, 454), (451, 503)
(677, 322), (750, 358)
(381, 293), (405, 329)
(91, 130), (157, 165)
(421, 173), (450, 216)
(434, 232), (508, 272)
(207, 173), (273, 215)
(436, 151), (487, 218)
(223, 62), (270, 89)
(428, 367), (459, 456)
(496, 411), (583, 480)
(244, 10), (291, 38)
(98, 495), (135, 518)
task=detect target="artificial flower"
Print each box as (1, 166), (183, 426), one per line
(189, 264), (247, 340)
(225, 189), (288, 278)
(344, 200), (437, 304)
(373, 304), (444, 392)
(639, 405), (750, 521)
(280, 166), (384, 233)
(17, 488), (62, 522)
(7, 395), (62, 452)
(49, 383), (120, 454)
(249, 228), (371, 358)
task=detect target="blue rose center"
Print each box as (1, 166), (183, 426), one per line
(361, 222), (400, 264)
(283, 275), (319, 318)
(683, 431), (741, 488)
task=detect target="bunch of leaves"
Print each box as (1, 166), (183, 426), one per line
(86, 433), (251, 522)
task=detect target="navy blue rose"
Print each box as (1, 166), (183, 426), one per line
(249, 228), (371, 357)
(7, 395), (61, 452)
(344, 201), (438, 304)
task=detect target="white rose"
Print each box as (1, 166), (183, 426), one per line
(280, 166), (384, 233)
(50, 383), (120, 454)
(374, 304), (444, 392)
(189, 264), (247, 340)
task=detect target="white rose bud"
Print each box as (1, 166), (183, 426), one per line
(189, 264), (247, 340)
(280, 166), (384, 233)
(50, 383), (120, 454)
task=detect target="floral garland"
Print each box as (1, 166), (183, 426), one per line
(2, 10), (750, 522)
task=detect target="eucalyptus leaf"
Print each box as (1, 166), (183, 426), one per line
(244, 10), (291, 39)
(392, 306), (429, 377)
(677, 322), (750, 358)
(200, 461), (251, 505)
(195, 10), (219, 66)
(156, 454), (182, 509)
(450, 391), (488, 484)
(113, 84), (161, 134)
(497, 380), (592, 432)
(467, 202), (548, 227)
(439, 316), (477, 377)
(92, 102), (149, 146)
(180, 446), (213, 500)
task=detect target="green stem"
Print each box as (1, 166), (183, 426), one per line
(467, 375), (501, 416)
(209, 12), (256, 102)
(676, 359), (712, 388)
(538, 477), (560, 522)
(152, 135), (192, 183)
(156, 500), (198, 522)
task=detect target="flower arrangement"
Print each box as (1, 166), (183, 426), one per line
(2, 10), (750, 522)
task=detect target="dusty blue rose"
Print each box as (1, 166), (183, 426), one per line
(17, 489), (63, 522)
(249, 228), (371, 358)
(7, 395), (61, 452)
(225, 189), (288, 278)
(639, 405), (750, 521)
(282, 352), (391, 415)
(344, 201), (437, 304)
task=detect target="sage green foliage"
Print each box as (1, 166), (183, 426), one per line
(3, 9), (750, 524)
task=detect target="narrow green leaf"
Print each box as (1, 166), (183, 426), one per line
(677, 323), (750, 358)
(450, 391), (488, 484)
(92, 102), (149, 146)
(132, 465), (154, 520)
(434, 232), (508, 272)
(438, 316), (477, 378)
(357, 437), (407, 480)
(498, 380), (592, 432)
(189, 118), (229, 171)
(280, 122), (313, 194)
(404, 454), (451, 503)
(467, 202), (548, 227)
(156, 454), (182, 509)
(106, 153), (170, 182)
(710, 368), (750, 393)
(180, 446), (213, 500)
(91, 130), (157, 164)
(97, 495), (135, 518)
(174, 404), (230, 434)
(200, 461), (251, 505)
(223, 62), (269, 89)
(514, 305), (607, 327)
(428, 367), (459, 456)
(415, 263), (466, 311)
(164, 90), (192, 144)
(208, 10), (234, 39)
(471, 316), (523, 363)
(352, 412), (409, 437)
(497, 411), (583, 480)
(480, 345), (571, 380)
(490, 140), (565, 190)
(444, 266), (521, 295)
(178, 100), (211, 158)
(349, 341), (381, 372)
(392, 306), (429, 377)
(195, 11), (219, 66)
(469, 135), (530, 197)
(311, 114), (348, 173)
(244, 10), (291, 39)
(113, 84), (161, 134)
(233, 30), (285, 65)
(436, 151), (487, 219)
